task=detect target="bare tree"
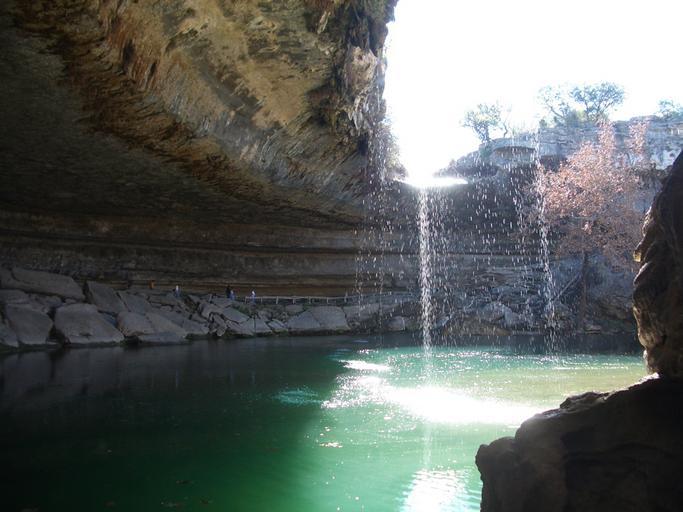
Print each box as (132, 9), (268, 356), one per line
(536, 121), (647, 327)
(538, 85), (580, 128)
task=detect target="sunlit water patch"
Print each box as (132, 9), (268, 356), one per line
(0, 339), (645, 512)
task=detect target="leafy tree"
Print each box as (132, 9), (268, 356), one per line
(535, 121), (647, 327)
(657, 99), (683, 121)
(570, 82), (624, 123)
(462, 103), (502, 144)
(538, 82), (624, 127)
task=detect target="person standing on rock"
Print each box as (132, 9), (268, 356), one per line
(250, 290), (256, 305)
(174, 285), (181, 298)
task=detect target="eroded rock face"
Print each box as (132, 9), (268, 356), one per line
(633, 151), (683, 376)
(476, 378), (683, 512)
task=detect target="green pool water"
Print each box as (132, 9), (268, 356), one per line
(0, 336), (645, 511)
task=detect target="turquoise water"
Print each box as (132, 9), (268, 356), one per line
(0, 336), (645, 511)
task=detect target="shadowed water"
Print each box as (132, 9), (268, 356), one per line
(0, 336), (645, 511)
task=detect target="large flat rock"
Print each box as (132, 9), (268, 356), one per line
(0, 289), (29, 305)
(116, 311), (155, 337)
(117, 291), (152, 315)
(85, 281), (127, 315)
(0, 267), (84, 301)
(54, 303), (124, 345)
(145, 312), (188, 340)
(4, 304), (52, 345)
(222, 307), (250, 324)
(309, 306), (350, 332)
(287, 311), (322, 334)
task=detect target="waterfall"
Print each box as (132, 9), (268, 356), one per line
(418, 189), (434, 353)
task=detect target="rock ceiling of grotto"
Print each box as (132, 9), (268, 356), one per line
(0, 1), (397, 228)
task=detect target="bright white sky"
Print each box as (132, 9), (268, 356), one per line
(384, 0), (683, 179)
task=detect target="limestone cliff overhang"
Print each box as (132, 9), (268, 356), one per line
(1, 0), (397, 227)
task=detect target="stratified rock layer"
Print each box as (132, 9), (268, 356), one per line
(0, 0), (398, 295)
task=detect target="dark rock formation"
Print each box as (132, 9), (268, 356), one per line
(476, 150), (683, 511)
(633, 150), (683, 376)
(476, 378), (683, 512)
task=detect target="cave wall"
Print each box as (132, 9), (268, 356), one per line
(0, 0), (400, 293)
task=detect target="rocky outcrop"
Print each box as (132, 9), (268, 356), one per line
(0, 267), (84, 301)
(54, 303), (125, 345)
(0, 266), (418, 349)
(476, 378), (683, 512)
(633, 150), (683, 376)
(476, 150), (683, 511)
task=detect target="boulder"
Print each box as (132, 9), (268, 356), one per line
(0, 289), (29, 305)
(225, 319), (255, 337)
(54, 303), (124, 344)
(30, 294), (63, 313)
(478, 301), (513, 324)
(148, 292), (182, 307)
(180, 318), (209, 338)
(250, 318), (273, 336)
(116, 311), (155, 337)
(1, 267), (85, 300)
(386, 316), (406, 332)
(476, 378), (683, 512)
(4, 304), (53, 345)
(222, 307), (250, 324)
(210, 297), (235, 308)
(0, 320), (19, 348)
(199, 302), (223, 320)
(118, 291), (152, 314)
(343, 303), (380, 324)
(309, 306), (350, 332)
(285, 304), (304, 315)
(257, 309), (272, 321)
(85, 281), (126, 315)
(152, 308), (188, 326)
(267, 319), (288, 334)
(504, 310), (527, 330)
(287, 311), (322, 333)
(145, 312), (188, 339)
